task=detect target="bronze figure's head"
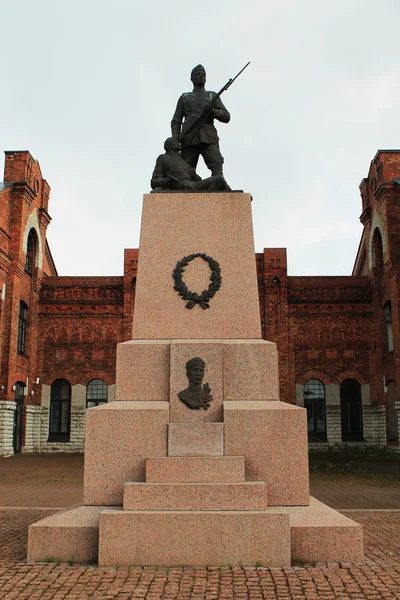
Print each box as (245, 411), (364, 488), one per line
(190, 65), (206, 85)
(186, 357), (205, 386)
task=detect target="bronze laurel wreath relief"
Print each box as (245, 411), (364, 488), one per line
(172, 253), (222, 310)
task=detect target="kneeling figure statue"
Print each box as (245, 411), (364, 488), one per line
(151, 138), (230, 192)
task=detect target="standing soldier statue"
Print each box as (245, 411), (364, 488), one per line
(171, 64), (249, 179)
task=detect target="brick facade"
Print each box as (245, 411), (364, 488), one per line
(0, 150), (399, 454)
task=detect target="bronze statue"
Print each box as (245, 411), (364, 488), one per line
(171, 65), (230, 178)
(151, 138), (230, 191)
(178, 357), (213, 411)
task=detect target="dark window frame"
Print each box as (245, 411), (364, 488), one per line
(86, 378), (108, 408)
(304, 379), (327, 442)
(340, 378), (364, 442)
(384, 301), (393, 353)
(17, 301), (28, 355)
(48, 379), (71, 442)
(25, 229), (38, 275)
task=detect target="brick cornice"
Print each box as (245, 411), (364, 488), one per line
(38, 208), (51, 229)
(360, 207), (371, 225)
(11, 182), (36, 205)
(374, 181), (398, 203)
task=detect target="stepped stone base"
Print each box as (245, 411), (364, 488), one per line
(123, 481), (267, 511)
(27, 499), (364, 566)
(145, 456), (246, 483)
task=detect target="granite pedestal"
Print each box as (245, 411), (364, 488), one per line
(28, 192), (364, 566)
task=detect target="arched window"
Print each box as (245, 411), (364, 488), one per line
(372, 228), (383, 277)
(17, 301), (28, 354)
(304, 379), (327, 441)
(340, 379), (363, 441)
(49, 379), (71, 442)
(86, 379), (108, 408)
(25, 229), (38, 275)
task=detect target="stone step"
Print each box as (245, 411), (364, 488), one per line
(123, 482), (267, 511)
(99, 509), (291, 567)
(146, 456), (246, 483)
(27, 505), (104, 564)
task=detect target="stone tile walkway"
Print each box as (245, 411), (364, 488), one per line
(0, 454), (83, 508)
(0, 455), (400, 598)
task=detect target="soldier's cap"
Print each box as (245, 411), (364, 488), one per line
(191, 64), (206, 77)
(186, 357), (205, 370)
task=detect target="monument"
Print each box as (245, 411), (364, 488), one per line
(27, 66), (364, 567)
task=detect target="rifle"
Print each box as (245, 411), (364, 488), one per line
(178, 62), (250, 147)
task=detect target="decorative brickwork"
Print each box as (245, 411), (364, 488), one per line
(1, 149), (400, 455)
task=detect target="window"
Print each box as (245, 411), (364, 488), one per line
(340, 379), (363, 441)
(49, 379), (71, 442)
(384, 302), (393, 353)
(17, 302), (28, 354)
(303, 379), (327, 441)
(25, 229), (38, 275)
(86, 379), (108, 408)
(13, 382), (25, 454)
(372, 228), (383, 277)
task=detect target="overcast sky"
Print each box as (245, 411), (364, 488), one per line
(1, 0), (399, 277)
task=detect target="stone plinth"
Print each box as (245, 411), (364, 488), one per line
(223, 339), (279, 400)
(170, 340), (223, 422)
(131, 193), (261, 340)
(115, 340), (169, 401)
(115, 339), (279, 404)
(168, 422), (224, 456)
(27, 506), (105, 564)
(98, 509), (291, 567)
(224, 401), (309, 506)
(145, 456), (246, 483)
(84, 401), (169, 505)
(269, 498), (364, 563)
(123, 481), (267, 511)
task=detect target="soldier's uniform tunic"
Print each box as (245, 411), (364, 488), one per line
(171, 89), (230, 176)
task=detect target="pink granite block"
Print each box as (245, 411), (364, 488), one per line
(223, 339), (279, 400)
(170, 340), (223, 422)
(224, 401), (309, 506)
(27, 505), (106, 563)
(98, 509), (290, 567)
(168, 422), (224, 456)
(115, 340), (170, 401)
(123, 482), (267, 511)
(84, 401), (169, 505)
(146, 456), (246, 483)
(269, 498), (364, 563)
(131, 193), (262, 340)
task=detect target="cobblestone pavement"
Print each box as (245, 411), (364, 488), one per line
(0, 508), (399, 599)
(1, 455), (400, 598)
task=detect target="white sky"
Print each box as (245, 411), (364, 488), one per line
(1, 0), (400, 277)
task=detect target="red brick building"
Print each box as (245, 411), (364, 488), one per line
(0, 150), (399, 455)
